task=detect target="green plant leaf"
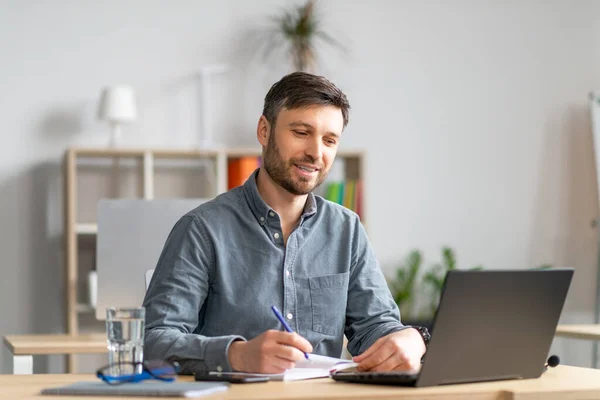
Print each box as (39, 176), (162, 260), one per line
(424, 269), (442, 284)
(315, 31), (348, 53)
(423, 271), (443, 292)
(396, 268), (406, 282)
(387, 249), (423, 320)
(442, 247), (456, 271)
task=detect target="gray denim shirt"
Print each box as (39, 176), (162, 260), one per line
(143, 169), (406, 374)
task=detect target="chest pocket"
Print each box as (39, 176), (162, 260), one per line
(309, 272), (349, 336)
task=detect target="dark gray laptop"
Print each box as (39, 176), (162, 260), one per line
(332, 268), (573, 387)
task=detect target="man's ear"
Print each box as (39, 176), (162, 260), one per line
(257, 116), (270, 147)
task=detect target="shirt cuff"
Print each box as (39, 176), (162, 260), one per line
(203, 335), (246, 372)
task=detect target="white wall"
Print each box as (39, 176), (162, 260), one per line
(1, 0), (599, 372)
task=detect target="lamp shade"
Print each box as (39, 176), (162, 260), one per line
(97, 85), (137, 123)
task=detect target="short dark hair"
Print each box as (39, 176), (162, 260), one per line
(262, 72), (350, 130)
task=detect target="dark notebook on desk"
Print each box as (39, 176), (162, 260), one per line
(332, 268), (573, 387)
(40, 381), (229, 397)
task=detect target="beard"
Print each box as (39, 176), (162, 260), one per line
(262, 132), (328, 195)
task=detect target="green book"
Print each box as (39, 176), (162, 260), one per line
(328, 182), (340, 203)
(337, 182), (345, 205)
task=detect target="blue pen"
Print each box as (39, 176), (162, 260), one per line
(271, 305), (309, 359)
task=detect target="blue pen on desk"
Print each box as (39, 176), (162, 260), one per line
(271, 305), (309, 359)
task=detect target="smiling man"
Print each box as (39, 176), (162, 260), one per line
(143, 72), (427, 375)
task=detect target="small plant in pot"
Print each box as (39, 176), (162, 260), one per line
(262, 0), (346, 72)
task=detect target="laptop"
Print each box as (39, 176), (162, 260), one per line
(332, 268), (573, 387)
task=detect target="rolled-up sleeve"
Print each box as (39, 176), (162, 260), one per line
(344, 217), (408, 356)
(143, 215), (245, 374)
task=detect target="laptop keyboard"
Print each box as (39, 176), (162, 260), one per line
(332, 371), (419, 386)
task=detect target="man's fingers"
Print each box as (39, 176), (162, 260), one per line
(368, 353), (406, 372)
(277, 344), (309, 362)
(357, 343), (421, 373)
(273, 355), (297, 370)
(353, 336), (386, 362)
(259, 356), (295, 374)
(272, 331), (313, 354)
(356, 348), (393, 372)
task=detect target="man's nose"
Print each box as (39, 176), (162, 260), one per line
(305, 138), (323, 162)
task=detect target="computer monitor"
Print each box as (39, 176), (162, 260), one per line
(96, 199), (208, 320)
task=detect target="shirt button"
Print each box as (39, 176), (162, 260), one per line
(287, 313), (293, 320)
(259, 217), (265, 222)
(285, 270), (290, 277)
(269, 211), (275, 217)
(274, 232), (280, 239)
(216, 365), (223, 372)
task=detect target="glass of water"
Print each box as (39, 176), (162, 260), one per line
(105, 307), (145, 376)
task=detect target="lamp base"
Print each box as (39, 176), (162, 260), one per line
(110, 124), (122, 147)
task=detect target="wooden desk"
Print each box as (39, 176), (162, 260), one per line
(555, 324), (600, 340)
(2, 365), (600, 400)
(3, 334), (107, 375)
(5, 327), (596, 376)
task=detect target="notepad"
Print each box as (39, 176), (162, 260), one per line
(40, 381), (229, 398)
(209, 354), (358, 381)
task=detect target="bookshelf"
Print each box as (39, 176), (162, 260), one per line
(62, 146), (365, 372)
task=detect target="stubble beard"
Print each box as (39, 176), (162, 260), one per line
(263, 131), (328, 196)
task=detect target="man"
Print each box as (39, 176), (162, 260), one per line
(143, 72), (427, 375)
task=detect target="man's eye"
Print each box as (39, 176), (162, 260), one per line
(325, 139), (337, 146)
(294, 131), (308, 136)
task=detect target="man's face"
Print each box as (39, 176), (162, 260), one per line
(260, 105), (344, 195)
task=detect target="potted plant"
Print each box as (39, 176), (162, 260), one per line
(263, 0), (345, 72)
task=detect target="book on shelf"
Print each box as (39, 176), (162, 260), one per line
(228, 157), (261, 190)
(324, 179), (363, 219)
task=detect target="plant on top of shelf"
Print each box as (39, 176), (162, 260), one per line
(263, 0), (346, 72)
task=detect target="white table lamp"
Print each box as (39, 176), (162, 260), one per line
(98, 85), (137, 146)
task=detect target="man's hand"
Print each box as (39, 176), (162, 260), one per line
(352, 328), (426, 373)
(227, 330), (313, 373)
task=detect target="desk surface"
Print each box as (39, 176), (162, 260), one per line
(555, 324), (600, 340)
(3, 365), (600, 400)
(3, 334), (106, 355)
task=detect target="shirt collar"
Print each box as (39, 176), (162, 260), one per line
(243, 169), (317, 225)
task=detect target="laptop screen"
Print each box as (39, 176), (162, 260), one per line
(416, 268), (573, 387)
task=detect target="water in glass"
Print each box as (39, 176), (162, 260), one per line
(106, 307), (145, 376)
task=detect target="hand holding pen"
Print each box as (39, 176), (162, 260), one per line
(271, 305), (310, 359)
(227, 307), (313, 373)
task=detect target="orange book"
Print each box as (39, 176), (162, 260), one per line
(355, 180), (362, 220)
(228, 157), (260, 190)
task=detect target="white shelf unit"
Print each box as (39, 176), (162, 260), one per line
(63, 146), (365, 372)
